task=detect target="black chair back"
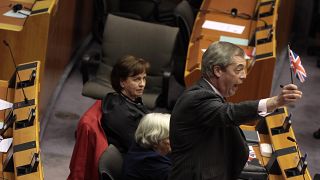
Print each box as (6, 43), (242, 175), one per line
(98, 144), (123, 180)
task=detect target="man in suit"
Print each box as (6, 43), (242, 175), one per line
(169, 41), (302, 180)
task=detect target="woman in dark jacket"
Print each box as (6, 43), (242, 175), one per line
(122, 113), (172, 180)
(101, 55), (150, 153)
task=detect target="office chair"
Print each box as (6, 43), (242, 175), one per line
(154, 0), (179, 23)
(171, 0), (195, 86)
(82, 14), (178, 110)
(120, 0), (157, 21)
(174, 0), (195, 53)
(93, 0), (149, 43)
(98, 144), (123, 180)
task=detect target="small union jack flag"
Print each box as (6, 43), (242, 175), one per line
(289, 48), (307, 83)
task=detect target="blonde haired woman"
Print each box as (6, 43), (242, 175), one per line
(122, 113), (171, 180)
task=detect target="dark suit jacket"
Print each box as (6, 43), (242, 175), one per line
(101, 92), (149, 153)
(122, 143), (172, 180)
(169, 78), (260, 180)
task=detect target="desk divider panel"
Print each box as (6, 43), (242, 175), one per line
(264, 107), (312, 179)
(0, 61), (43, 180)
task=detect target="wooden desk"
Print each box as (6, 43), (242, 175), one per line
(0, 0), (93, 120)
(0, 0), (35, 31)
(200, 0), (258, 16)
(0, 61), (43, 180)
(240, 108), (312, 180)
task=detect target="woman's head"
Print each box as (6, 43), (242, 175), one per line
(135, 113), (171, 155)
(111, 55), (150, 100)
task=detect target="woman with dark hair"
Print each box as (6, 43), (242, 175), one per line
(101, 55), (150, 153)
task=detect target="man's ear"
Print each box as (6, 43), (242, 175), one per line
(213, 65), (222, 78)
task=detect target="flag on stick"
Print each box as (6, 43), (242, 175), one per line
(288, 46), (307, 83)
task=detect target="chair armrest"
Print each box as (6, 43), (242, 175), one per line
(80, 52), (101, 84)
(156, 69), (171, 107)
(150, 0), (160, 4)
(111, 12), (142, 20)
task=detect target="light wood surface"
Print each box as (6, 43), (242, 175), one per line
(0, 61), (43, 180)
(0, 0), (93, 118)
(239, 107), (312, 180)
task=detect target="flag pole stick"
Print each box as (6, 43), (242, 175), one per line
(288, 44), (294, 84)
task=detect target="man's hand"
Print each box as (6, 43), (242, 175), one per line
(266, 84), (302, 112)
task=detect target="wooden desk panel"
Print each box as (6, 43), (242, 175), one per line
(240, 108), (313, 180)
(0, 0), (35, 31)
(192, 13), (255, 42)
(186, 39), (211, 71)
(184, 68), (201, 87)
(11, 61), (43, 180)
(0, 0), (93, 121)
(277, 153), (312, 180)
(200, 0), (258, 16)
(263, 108), (312, 180)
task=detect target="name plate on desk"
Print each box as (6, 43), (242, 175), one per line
(202, 20), (245, 34)
(219, 36), (249, 46)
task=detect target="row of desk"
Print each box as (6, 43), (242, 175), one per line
(0, 61), (43, 180)
(241, 107), (312, 180)
(184, 0), (312, 179)
(0, 1), (49, 179)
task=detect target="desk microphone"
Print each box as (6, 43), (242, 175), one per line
(12, 4), (22, 13)
(12, 3), (30, 17)
(257, 19), (269, 30)
(287, 136), (307, 179)
(231, 8), (238, 17)
(287, 136), (302, 161)
(287, 136), (296, 143)
(3, 40), (29, 104)
(287, 136), (300, 155)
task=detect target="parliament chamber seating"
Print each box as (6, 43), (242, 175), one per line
(82, 14), (179, 110)
(98, 144), (123, 180)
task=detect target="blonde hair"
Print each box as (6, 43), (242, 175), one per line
(135, 113), (170, 149)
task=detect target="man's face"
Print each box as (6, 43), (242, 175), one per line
(120, 72), (146, 100)
(215, 56), (247, 97)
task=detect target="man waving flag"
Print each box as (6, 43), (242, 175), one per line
(288, 46), (307, 83)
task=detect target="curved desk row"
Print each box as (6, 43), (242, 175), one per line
(0, 61), (43, 180)
(242, 107), (312, 180)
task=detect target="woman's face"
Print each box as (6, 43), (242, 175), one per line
(154, 138), (171, 156)
(120, 72), (146, 100)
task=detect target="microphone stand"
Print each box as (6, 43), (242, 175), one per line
(287, 136), (306, 180)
